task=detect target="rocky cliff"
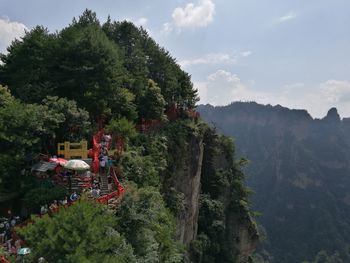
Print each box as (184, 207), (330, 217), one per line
(164, 120), (258, 262)
(198, 102), (350, 262)
(174, 134), (204, 254)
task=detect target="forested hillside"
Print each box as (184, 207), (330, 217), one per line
(0, 10), (258, 262)
(199, 102), (350, 263)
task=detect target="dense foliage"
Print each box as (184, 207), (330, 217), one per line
(0, 10), (198, 120)
(17, 200), (136, 263)
(115, 184), (182, 262)
(0, 86), (88, 190)
(22, 180), (67, 212)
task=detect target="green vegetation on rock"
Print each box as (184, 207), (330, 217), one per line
(17, 200), (136, 263)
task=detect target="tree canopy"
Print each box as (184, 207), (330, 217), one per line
(0, 9), (198, 122)
(115, 185), (182, 263)
(0, 86), (61, 189)
(17, 200), (136, 263)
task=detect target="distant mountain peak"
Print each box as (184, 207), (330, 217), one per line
(323, 107), (341, 122)
(198, 101), (350, 263)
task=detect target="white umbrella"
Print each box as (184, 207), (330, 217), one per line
(64, 159), (90, 171)
(17, 247), (31, 255)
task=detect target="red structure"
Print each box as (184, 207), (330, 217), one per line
(114, 136), (124, 159)
(97, 167), (125, 204)
(90, 125), (125, 203)
(91, 130), (104, 174)
(135, 119), (161, 133)
(166, 103), (200, 122)
(0, 256), (10, 263)
(166, 103), (178, 121)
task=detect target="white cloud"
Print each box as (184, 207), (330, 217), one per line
(320, 80), (350, 104)
(179, 51), (252, 68)
(122, 16), (148, 27)
(278, 12), (297, 22)
(136, 17), (148, 27)
(180, 53), (235, 67)
(196, 70), (350, 118)
(196, 70), (262, 106)
(172, 0), (215, 28)
(0, 17), (27, 53)
(161, 22), (173, 34)
(282, 83), (305, 89)
(278, 81), (350, 118)
(241, 51), (252, 57)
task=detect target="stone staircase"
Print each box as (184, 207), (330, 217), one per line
(70, 177), (79, 191)
(99, 169), (109, 196)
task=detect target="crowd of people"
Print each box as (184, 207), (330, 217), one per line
(0, 192), (84, 258)
(40, 192), (80, 216)
(0, 213), (24, 257)
(0, 135), (118, 261)
(99, 135), (110, 173)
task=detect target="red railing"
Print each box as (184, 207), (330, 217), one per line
(96, 167), (124, 204)
(0, 256), (10, 263)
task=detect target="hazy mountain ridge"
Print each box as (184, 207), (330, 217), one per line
(198, 102), (350, 262)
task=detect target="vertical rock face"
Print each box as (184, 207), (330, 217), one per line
(213, 139), (259, 263)
(173, 134), (204, 255)
(166, 122), (258, 262)
(226, 211), (259, 262)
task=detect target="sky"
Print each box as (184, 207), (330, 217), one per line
(0, 0), (350, 118)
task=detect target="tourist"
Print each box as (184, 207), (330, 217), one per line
(14, 239), (21, 250)
(108, 175), (112, 191)
(6, 238), (12, 253)
(49, 201), (58, 214)
(91, 188), (98, 199)
(4, 221), (11, 242)
(100, 156), (106, 174)
(70, 192), (79, 202)
(40, 205), (47, 216)
(10, 217), (16, 227)
(0, 223), (5, 243)
(62, 197), (68, 207)
(103, 155), (109, 168)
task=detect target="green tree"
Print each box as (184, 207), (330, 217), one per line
(42, 96), (91, 142)
(116, 185), (182, 263)
(17, 200), (136, 263)
(102, 20), (199, 109)
(120, 147), (160, 187)
(106, 117), (137, 142)
(311, 251), (340, 263)
(0, 26), (56, 103)
(138, 79), (166, 120)
(1, 11), (138, 120)
(55, 21), (130, 119)
(0, 86), (63, 189)
(102, 20), (149, 91)
(22, 180), (67, 212)
(119, 133), (168, 187)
